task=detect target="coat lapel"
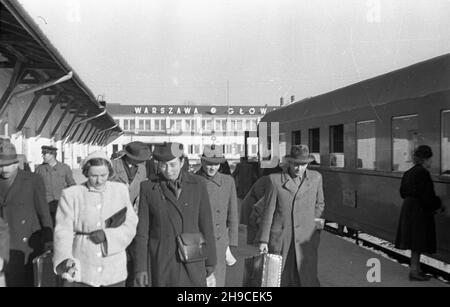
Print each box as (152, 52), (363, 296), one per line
(281, 172), (298, 194)
(297, 169), (312, 196)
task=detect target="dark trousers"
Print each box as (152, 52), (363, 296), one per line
(280, 240), (301, 287)
(48, 200), (59, 227)
(63, 280), (126, 287)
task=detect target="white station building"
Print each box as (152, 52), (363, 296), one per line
(105, 104), (278, 164)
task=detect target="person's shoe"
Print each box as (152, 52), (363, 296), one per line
(409, 271), (431, 281)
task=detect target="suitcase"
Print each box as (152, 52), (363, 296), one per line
(32, 251), (58, 287)
(242, 253), (282, 287)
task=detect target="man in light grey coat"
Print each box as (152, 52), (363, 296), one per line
(196, 145), (239, 287)
(259, 145), (325, 287)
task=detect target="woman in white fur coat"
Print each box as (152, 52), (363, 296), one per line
(53, 151), (138, 287)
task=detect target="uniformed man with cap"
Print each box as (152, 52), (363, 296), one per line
(133, 142), (216, 287)
(35, 145), (76, 225)
(196, 144), (238, 287)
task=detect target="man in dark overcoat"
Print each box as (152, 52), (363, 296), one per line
(0, 142), (53, 287)
(258, 145), (325, 287)
(133, 142), (216, 287)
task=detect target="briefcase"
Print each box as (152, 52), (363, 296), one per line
(242, 253), (282, 287)
(33, 251), (58, 287)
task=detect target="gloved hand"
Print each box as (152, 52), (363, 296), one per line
(44, 241), (53, 252)
(259, 243), (268, 254)
(206, 266), (214, 277)
(89, 230), (106, 244)
(56, 258), (79, 282)
(135, 272), (149, 287)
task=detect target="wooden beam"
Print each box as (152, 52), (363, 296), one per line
(74, 123), (90, 143)
(50, 100), (73, 138)
(36, 92), (63, 135)
(82, 125), (96, 144)
(16, 91), (44, 131)
(0, 59), (25, 116)
(61, 107), (81, 139)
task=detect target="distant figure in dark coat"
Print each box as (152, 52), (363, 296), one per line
(0, 142), (53, 287)
(395, 145), (445, 281)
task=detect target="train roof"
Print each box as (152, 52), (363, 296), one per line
(0, 0), (122, 143)
(262, 53), (450, 123)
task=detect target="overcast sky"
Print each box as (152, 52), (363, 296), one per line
(18, 0), (450, 106)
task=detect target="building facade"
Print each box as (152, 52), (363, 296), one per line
(105, 104), (278, 164)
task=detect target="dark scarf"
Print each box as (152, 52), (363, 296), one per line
(159, 172), (183, 198)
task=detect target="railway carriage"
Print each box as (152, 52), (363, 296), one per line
(260, 54), (450, 263)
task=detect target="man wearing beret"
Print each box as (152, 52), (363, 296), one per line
(35, 145), (76, 225)
(196, 145), (238, 287)
(0, 142), (53, 286)
(133, 142), (216, 287)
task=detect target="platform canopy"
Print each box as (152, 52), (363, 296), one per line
(0, 0), (122, 146)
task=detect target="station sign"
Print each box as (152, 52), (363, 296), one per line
(131, 105), (278, 116)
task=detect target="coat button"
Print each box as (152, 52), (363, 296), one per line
(96, 222), (102, 227)
(21, 220), (26, 225)
(97, 267), (103, 273)
(97, 252), (102, 258)
(22, 237), (28, 243)
(96, 205), (102, 210)
(216, 210), (220, 213)
(216, 237), (221, 240)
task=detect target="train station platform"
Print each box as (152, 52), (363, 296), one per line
(226, 227), (450, 287)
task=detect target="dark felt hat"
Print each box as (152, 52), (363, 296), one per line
(123, 141), (151, 162)
(414, 145), (433, 159)
(285, 144), (314, 163)
(41, 145), (57, 153)
(200, 144), (226, 164)
(152, 142), (184, 162)
(0, 142), (19, 166)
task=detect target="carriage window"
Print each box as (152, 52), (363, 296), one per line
(308, 128), (320, 164)
(392, 115), (418, 172)
(442, 111), (450, 175)
(329, 124), (344, 167)
(356, 120), (376, 170)
(292, 130), (301, 145)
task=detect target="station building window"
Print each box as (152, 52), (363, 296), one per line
(153, 119), (166, 131)
(169, 119), (182, 132)
(188, 145), (194, 154)
(138, 119), (151, 131)
(194, 144), (201, 154)
(245, 119), (257, 131)
(251, 144), (257, 155)
(202, 119), (213, 132)
(215, 119), (227, 132)
(308, 128), (320, 164)
(123, 119), (135, 131)
(356, 120), (376, 170)
(292, 130), (301, 145)
(441, 110), (450, 175)
(392, 114), (418, 172)
(329, 124), (344, 167)
(185, 119), (197, 132)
